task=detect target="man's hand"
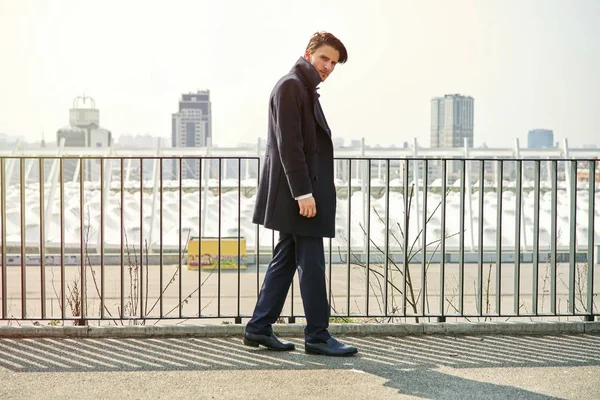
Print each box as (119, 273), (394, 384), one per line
(298, 196), (317, 218)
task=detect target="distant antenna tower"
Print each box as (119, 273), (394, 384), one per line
(72, 93), (96, 109)
(70, 93), (99, 128)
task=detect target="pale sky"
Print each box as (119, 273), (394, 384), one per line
(1, 0), (599, 148)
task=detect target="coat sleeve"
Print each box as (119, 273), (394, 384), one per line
(272, 79), (312, 198)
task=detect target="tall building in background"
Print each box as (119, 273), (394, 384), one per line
(171, 90), (212, 179)
(527, 129), (554, 148)
(56, 95), (112, 148)
(430, 94), (474, 148)
(56, 95), (112, 181)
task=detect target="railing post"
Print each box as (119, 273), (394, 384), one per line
(148, 142), (162, 252)
(1, 158), (6, 320)
(587, 161), (596, 322)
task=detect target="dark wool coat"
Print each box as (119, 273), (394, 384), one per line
(252, 57), (336, 238)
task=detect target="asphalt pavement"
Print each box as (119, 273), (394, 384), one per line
(0, 333), (599, 399)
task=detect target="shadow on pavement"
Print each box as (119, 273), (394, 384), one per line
(1, 333), (599, 399)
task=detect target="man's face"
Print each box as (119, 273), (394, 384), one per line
(304, 45), (340, 82)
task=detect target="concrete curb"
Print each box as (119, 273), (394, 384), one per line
(0, 321), (599, 338)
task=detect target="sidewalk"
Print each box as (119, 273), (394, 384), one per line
(0, 332), (599, 399)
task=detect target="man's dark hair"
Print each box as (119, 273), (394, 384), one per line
(305, 31), (348, 64)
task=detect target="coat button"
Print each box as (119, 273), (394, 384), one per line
(314, 176), (319, 181)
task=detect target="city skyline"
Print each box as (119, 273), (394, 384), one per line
(0, 89), (585, 151)
(1, 1), (599, 148)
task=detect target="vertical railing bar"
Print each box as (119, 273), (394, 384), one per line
(495, 160), (503, 316)
(514, 160), (522, 315)
(403, 159), (409, 317)
(120, 159), (124, 319)
(271, 224), (275, 316)
(39, 158), (46, 319)
(550, 160), (558, 315)
(587, 160), (595, 319)
(284, 233), (293, 322)
(20, 159), (26, 318)
(569, 160), (577, 315)
(237, 159), (242, 319)
(347, 159), (352, 317)
(79, 158), (86, 323)
(0, 158), (5, 319)
(421, 160), (428, 317)
(198, 158), (203, 316)
(256, 158), (260, 301)
(384, 159), (390, 317)
(532, 161), (540, 315)
(59, 158), (65, 320)
(459, 159), (466, 315)
(328, 237), (332, 311)
(178, 158), (183, 318)
(160, 158), (164, 318)
(366, 159), (372, 316)
(329, 162), (342, 310)
(217, 158), (222, 317)
(478, 160), (484, 317)
(440, 160), (447, 320)
(139, 158), (144, 319)
(100, 158), (105, 319)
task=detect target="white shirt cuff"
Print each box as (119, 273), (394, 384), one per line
(295, 193), (313, 200)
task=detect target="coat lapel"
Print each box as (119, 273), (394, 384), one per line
(313, 99), (331, 137)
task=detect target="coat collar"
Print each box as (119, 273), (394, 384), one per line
(291, 57), (321, 94)
(291, 57), (331, 137)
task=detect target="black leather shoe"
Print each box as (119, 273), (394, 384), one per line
(305, 337), (358, 356)
(243, 332), (295, 351)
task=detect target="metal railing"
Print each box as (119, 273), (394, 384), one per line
(0, 156), (598, 324)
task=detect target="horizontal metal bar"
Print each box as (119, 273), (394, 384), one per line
(3, 155), (599, 162)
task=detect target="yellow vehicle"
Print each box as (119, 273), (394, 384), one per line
(187, 237), (247, 270)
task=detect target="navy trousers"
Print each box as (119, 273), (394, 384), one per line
(245, 232), (331, 343)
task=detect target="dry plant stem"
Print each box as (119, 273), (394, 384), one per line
(74, 201), (212, 325)
(485, 263), (493, 322)
(144, 240), (150, 317)
(337, 184), (460, 323)
(79, 205), (115, 321)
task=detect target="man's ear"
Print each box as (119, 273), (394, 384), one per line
(304, 49), (311, 60)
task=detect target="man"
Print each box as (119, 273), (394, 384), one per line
(243, 32), (357, 357)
